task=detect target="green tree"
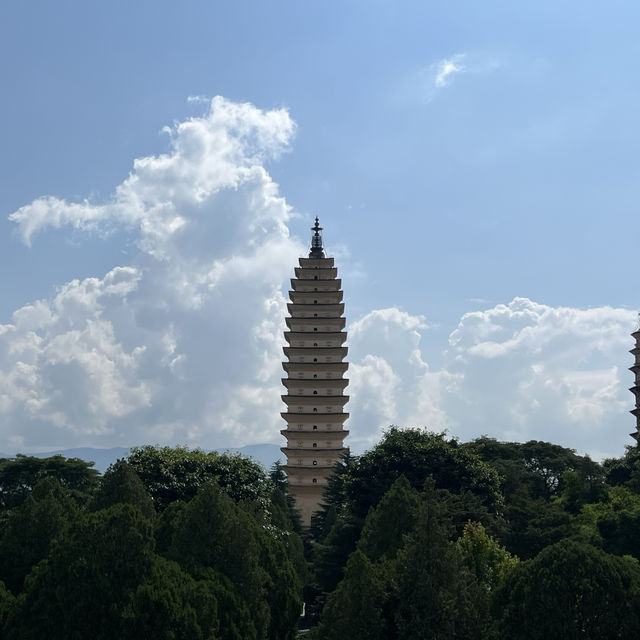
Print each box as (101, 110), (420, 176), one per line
(493, 540), (640, 639)
(0, 476), (78, 594)
(5, 504), (158, 639)
(0, 580), (15, 630)
(127, 445), (269, 510)
(312, 549), (388, 640)
(90, 459), (155, 518)
(346, 428), (503, 520)
(357, 475), (421, 563)
(578, 486), (640, 559)
(467, 437), (601, 558)
(170, 482), (269, 640)
(0, 454), (99, 512)
(394, 488), (488, 640)
(604, 445), (640, 494)
(122, 556), (219, 640)
(455, 521), (518, 594)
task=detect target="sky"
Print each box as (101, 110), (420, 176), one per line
(1, 1), (639, 460)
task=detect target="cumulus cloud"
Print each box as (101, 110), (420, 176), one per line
(2, 96), (304, 451)
(346, 298), (636, 459)
(2, 95), (635, 462)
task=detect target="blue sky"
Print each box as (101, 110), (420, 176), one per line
(0, 1), (638, 459)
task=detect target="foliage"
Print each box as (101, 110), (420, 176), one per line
(578, 485), (640, 558)
(493, 540), (640, 639)
(467, 437), (604, 557)
(604, 445), (640, 494)
(127, 445), (270, 510)
(5, 504), (159, 638)
(357, 475), (421, 563)
(393, 487), (489, 640)
(0, 454), (99, 511)
(90, 459), (155, 518)
(311, 549), (388, 640)
(0, 477), (78, 594)
(345, 428), (503, 520)
(0, 581), (14, 630)
(455, 521), (518, 593)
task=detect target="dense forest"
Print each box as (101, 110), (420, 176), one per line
(1, 429), (640, 639)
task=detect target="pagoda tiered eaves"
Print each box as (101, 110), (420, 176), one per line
(281, 218), (350, 525)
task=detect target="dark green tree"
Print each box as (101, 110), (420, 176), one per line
(393, 486), (489, 640)
(467, 437), (602, 558)
(0, 580), (15, 630)
(0, 476), (78, 594)
(90, 459), (155, 518)
(346, 428), (503, 520)
(122, 556), (219, 639)
(312, 549), (388, 640)
(5, 504), (158, 639)
(578, 486), (640, 559)
(604, 445), (640, 494)
(0, 454), (99, 512)
(169, 482), (268, 640)
(493, 539), (640, 639)
(357, 475), (421, 563)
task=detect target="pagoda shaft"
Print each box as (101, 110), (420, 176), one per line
(630, 329), (640, 442)
(281, 223), (349, 525)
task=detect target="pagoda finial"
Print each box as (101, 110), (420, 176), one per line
(309, 216), (325, 258)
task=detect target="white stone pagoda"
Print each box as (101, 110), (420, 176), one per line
(281, 218), (350, 525)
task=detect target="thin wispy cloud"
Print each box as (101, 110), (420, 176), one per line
(433, 54), (466, 88)
(419, 52), (502, 103)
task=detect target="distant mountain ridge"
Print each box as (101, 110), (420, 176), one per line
(0, 443), (284, 474)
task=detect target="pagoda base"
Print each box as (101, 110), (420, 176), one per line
(288, 484), (327, 526)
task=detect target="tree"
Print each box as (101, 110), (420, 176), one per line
(312, 550), (388, 640)
(393, 486), (488, 640)
(455, 521), (517, 594)
(345, 429), (503, 521)
(5, 504), (158, 639)
(0, 477), (78, 594)
(90, 459), (155, 518)
(604, 445), (640, 494)
(0, 454), (99, 512)
(169, 482), (269, 640)
(493, 540), (640, 639)
(467, 437), (601, 558)
(0, 581), (14, 630)
(578, 486), (640, 559)
(126, 445), (270, 510)
(357, 475), (421, 563)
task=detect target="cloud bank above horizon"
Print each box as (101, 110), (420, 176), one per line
(2, 97), (636, 460)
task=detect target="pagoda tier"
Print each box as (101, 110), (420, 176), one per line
(281, 218), (350, 525)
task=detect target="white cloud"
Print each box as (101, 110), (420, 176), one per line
(2, 96), (635, 462)
(2, 96), (304, 452)
(433, 54), (466, 88)
(345, 298), (636, 459)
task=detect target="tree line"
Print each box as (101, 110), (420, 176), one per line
(306, 428), (640, 639)
(0, 431), (639, 638)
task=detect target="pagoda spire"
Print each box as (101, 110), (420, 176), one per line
(309, 217), (325, 258)
(631, 314), (640, 442)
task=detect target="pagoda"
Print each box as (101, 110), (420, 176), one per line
(281, 218), (350, 525)
(630, 317), (640, 442)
